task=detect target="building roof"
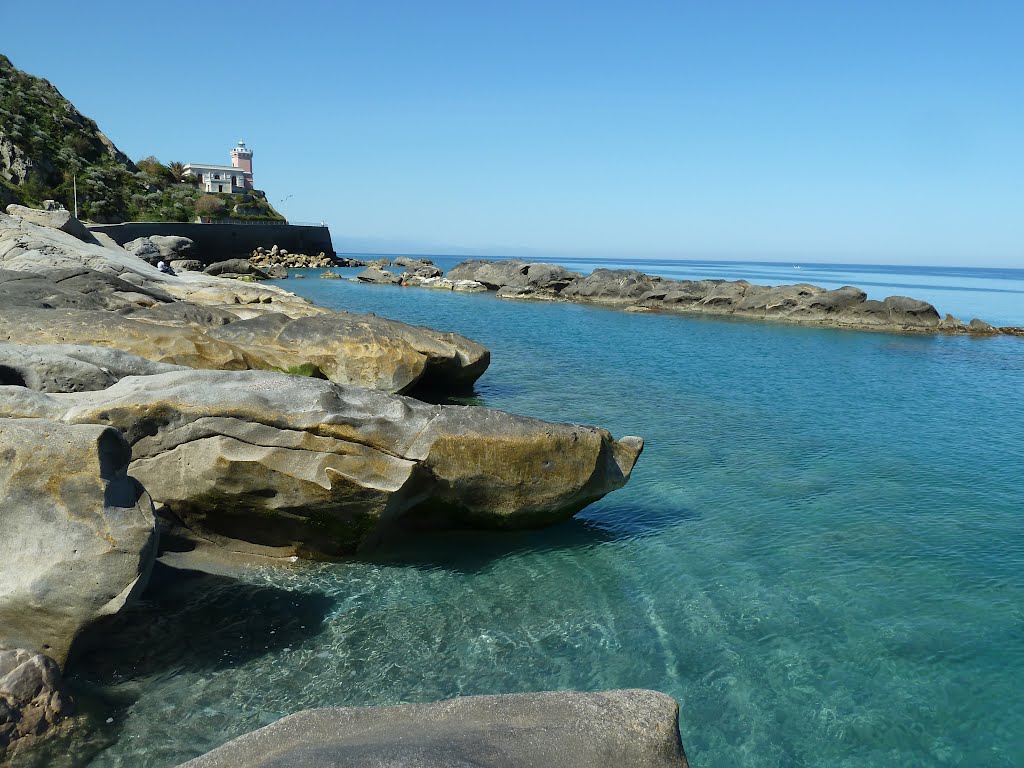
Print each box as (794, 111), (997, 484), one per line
(183, 163), (252, 174)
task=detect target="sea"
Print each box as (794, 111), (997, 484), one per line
(33, 257), (1024, 768)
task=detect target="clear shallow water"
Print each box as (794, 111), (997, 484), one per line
(40, 259), (1024, 767)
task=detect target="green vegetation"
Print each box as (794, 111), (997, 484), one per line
(0, 54), (284, 223)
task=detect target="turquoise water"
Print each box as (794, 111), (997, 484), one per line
(43, 259), (1024, 767)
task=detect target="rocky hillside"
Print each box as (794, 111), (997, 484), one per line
(0, 54), (283, 223)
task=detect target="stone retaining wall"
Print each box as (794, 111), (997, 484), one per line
(86, 222), (335, 264)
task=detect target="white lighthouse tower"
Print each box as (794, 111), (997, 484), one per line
(230, 140), (254, 188)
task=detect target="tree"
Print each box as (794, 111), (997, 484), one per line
(168, 161), (185, 182)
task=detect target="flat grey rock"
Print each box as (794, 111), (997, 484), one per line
(176, 690), (688, 768)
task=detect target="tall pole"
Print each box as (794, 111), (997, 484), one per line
(73, 174), (78, 219)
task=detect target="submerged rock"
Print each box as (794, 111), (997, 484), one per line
(176, 689), (687, 768)
(0, 370), (643, 558)
(0, 647), (72, 762)
(0, 418), (157, 665)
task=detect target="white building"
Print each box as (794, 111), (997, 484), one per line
(183, 141), (254, 193)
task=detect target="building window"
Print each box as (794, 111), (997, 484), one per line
(213, 173), (221, 180)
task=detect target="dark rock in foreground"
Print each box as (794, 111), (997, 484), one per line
(0, 647), (72, 762)
(176, 690), (688, 768)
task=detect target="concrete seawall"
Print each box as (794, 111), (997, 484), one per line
(87, 222), (335, 264)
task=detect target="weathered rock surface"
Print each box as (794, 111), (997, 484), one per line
(170, 259), (204, 273)
(0, 305), (488, 394)
(124, 235), (195, 264)
(204, 259), (270, 280)
(0, 418), (157, 665)
(449, 259), (583, 298)
(0, 370), (643, 558)
(176, 690), (687, 768)
(393, 256), (434, 267)
(356, 266), (403, 285)
(0, 266), (174, 311)
(0, 647), (72, 762)
(206, 312), (489, 393)
(0, 213), (495, 393)
(445, 260), (1007, 335)
(562, 269), (669, 304)
(0, 212), (169, 282)
(0, 343), (184, 392)
(4, 204), (95, 244)
(400, 264), (444, 280)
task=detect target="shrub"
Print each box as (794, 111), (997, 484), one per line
(195, 194), (226, 217)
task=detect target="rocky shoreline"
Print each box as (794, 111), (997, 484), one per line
(360, 257), (1021, 337)
(0, 206), (674, 766)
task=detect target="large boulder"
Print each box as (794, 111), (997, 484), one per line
(401, 264), (444, 280)
(356, 266), (402, 285)
(4, 204), (95, 244)
(0, 211), (174, 288)
(560, 269), (667, 304)
(204, 259), (270, 280)
(149, 235), (194, 258)
(176, 690), (687, 768)
(0, 370), (643, 558)
(0, 305), (489, 394)
(0, 647), (72, 762)
(124, 235), (195, 265)
(0, 418), (157, 666)
(448, 259), (582, 296)
(206, 312), (490, 393)
(170, 259), (204, 273)
(393, 255), (435, 268)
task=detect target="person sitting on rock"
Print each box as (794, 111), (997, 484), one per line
(156, 260), (176, 276)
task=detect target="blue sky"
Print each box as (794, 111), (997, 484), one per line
(3, 1), (1022, 265)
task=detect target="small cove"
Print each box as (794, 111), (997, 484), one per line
(39, 258), (1024, 768)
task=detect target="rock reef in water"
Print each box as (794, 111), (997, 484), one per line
(0, 369), (643, 558)
(175, 690), (688, 768)
(441, 259), (1010, 335)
